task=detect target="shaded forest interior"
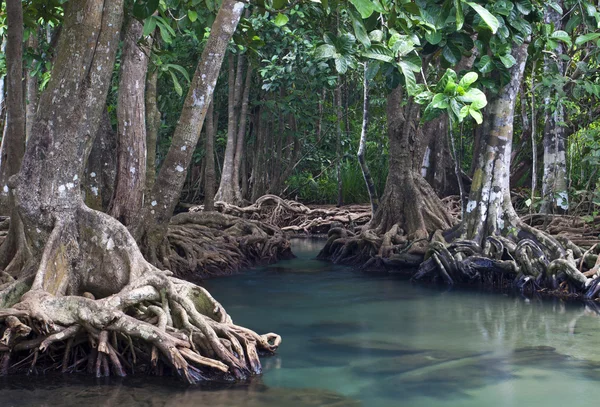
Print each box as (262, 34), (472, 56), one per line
(0, 0), (600, 385)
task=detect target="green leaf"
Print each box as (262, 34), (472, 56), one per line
(272, 0), (287, 9)
(477, 55), (494, 73)
(414, 90), (434, 105)
(459, 105), (470, 121)
(442, 42), (462, 64)
(133, 0), (159, 20)
(314, 44), (336, 59)
(430, 93), (449, 109)
(425, 31), (442, 45)
(550, 30), (572, 47)
(575, 32), (600, 45)
(165, 64), (190, 82)
(548, 1), (563, 14)
(187, 10), (198, 22)
(349, 10), (371, 48)
(273, 13), (289, 27)
(369, 30), (384, 43)
(466, 2), (499, 34)
(142, 16), (157, 36)
(399, 60), (418, 95)
(422, 103), (444, 122)
(362, 44), (394, 62)
(169, 71), (183, 96)
(436, 68), (458, 93)
(499, 54), (516, 68)
(349, 0), (376, 19)
(334, 55), (348, 74)
(365, 61), (381, 80)
(515, 0), (533, 15)
(469, 108), (483, 124)
(459, 72), (478, 88)
(458, 88), (487, 109)
(454, 0), (464, 30)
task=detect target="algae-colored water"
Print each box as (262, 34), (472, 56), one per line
(3, 238), (600, 406)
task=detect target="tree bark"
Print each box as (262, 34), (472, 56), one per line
(25, 33), (39, 143)
(369, 86), (453, 248)
(232, 64), (253, 204)
(250, 106), (268, 202)
(203, 101), (217, 211)
(463, 42), (529, 243)
(335, 82), (343, 207)
(0, 0), (25, 214)
(215, 54), (245, 204)
(540, 1), (568, 214)
(145, 68), (160, 196)
(357, 63), (378, 215)
(84, 110), (117, 211)
(136, 0), (245, 264)
(109, 18), (150, 226)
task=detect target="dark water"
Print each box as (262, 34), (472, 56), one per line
(3, 238), (600, 406)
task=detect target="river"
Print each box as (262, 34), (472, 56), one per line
(2, 238), (600, 406)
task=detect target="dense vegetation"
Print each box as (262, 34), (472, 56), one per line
(0, 0), (599, 384)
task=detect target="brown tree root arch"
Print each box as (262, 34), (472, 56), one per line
(413, 220), (600, 301)
(192, 194), (371, 235)
(167, 211), (294, 279)
(0, 207), (280, 382)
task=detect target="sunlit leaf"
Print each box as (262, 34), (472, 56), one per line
(466, 2), (499, 34)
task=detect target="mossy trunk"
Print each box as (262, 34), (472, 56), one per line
(463, 42), (529, 244)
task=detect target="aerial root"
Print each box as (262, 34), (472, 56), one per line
(317, 223), (426, 272)
(0, 273), (280, 382)
(414, 223), (600, 299)
(167, 211), (293, 278)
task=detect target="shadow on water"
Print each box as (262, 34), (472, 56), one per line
(6, 238), (600, 406)
(0, 375), (360, 407)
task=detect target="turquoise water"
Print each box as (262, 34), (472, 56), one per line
(3, 238), (600, 406)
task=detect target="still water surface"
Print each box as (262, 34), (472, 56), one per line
(3, 238), (600, 406)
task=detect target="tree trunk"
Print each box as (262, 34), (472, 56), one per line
(136, 0), (245, 264)
(214, 54), (244, 204)
(463, 42), (529, 243)
(25, 33), (39, 143)
(419, 116), (457, 197)
(232, 64), (253, 204)
(84, 109), (117, 211)
(0, 0), (25, 214)
(1, 0), (279, 382)
(335, 82), (343, 207)
(145, 68), (160, 196)
(109, 18), (150, 226)
(251, 104), (269, 202)
(357, 63), (378, 215)
(540, 1), (568, 214)
(369, 86), (453, 245)
(203, 101), (217, 211)
(0, 41), (6, 130)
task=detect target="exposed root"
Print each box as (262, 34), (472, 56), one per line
(0, 271), (281, 382)
(167, 211), (294, 279)
(191, 195), (371, 236)
(0, 206), (280, 383)
(413, 220), (600, 300)
(521, 213), (600, 248)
